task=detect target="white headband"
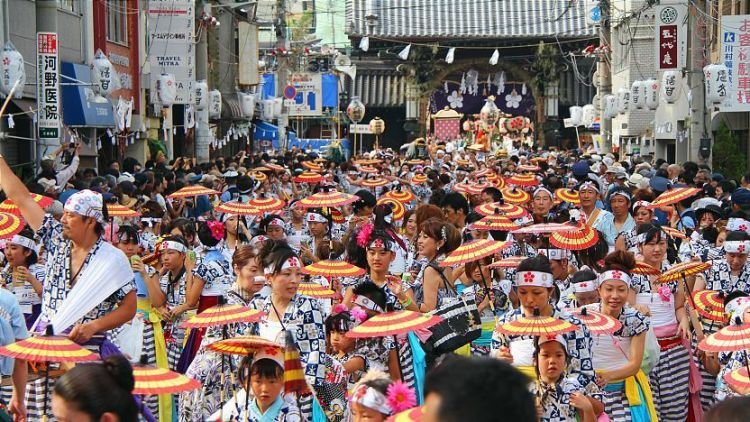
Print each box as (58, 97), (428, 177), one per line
(267, 217), (287, 230)
(264, 256), (302, 275)
(515, 271), (554, 288)
(572, 281), (597, 293)
(597, 270), (631, 288)
(161, 241), (187, 253)
(609, 190), (632, 202)
(353, 295), (384, 313)
(350, 384), (392, 415)
(533, 187), (553, 199)
(9, 235), (37, 253)
(538, 334), (568, 353)
(538, 249), (570, 261)
(633, 200), (652, 212)
(728, 218), (750, 234)
(579, 181), (600, 193)
(724, 241), (750, 254)
(306, 212), (328, 224)
(636, 233), (648, 245)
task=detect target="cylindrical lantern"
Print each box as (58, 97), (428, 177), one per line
(0, 42), (26, 98)
(195, 80), (208, 111)
(91, 49), (114, 96)
(630, 81), (646, 110)
(239, 92), (255, 118)
(262, 99), (274, 120)
(272, 98), (283, 118)
(369, 117), (385, 135)
(582, 104), (596, 127)
(158, 74), (177, 107)
(346, 96), (366, 123)
(661, 70), (680, 104)
(616, 88), (630, 114)
(568, 106), (583, 126)
(644, 79), (659, 110)
(603, 94), (617, 118)
(208, 89), (222, 118)
(479, 96), (500, 127)
(704, 63), (729, 105)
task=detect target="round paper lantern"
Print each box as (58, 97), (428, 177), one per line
(346, 96), (366, 123)
(630, 81), (646, 110)
(568, 106), (583, 126)
(581, 104), (596, 127)
(603, 94), (617, 118)
(91, 49), (115, 96)
(209, 89), (222, 118)
(616, 88), (630, 114)
(369, 117), (385, 135)
(158, 74), (177, 107)
(262, 99), (274, 120)
(195, 80), (208, 111)
(239, 92), (255, 118)
(661, 70), (680, 104)
(704, 64), (729, 105)
(480, 96), (500, 127)
(0, 42), (26, 99)
(644, 79), (659, 110)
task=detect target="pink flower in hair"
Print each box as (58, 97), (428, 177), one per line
(356, 223), (374, 248)
(332, 304), (349, 315)
(386, 381), (416, 413)
(350, 306), (368, 323)
(207, 220), (225, 241)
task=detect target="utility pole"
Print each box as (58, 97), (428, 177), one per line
(599, 0), (613, 154)
(195, 1), (211, 163)
(275, 0), (289, 150)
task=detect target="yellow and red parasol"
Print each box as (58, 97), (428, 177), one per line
(359, 166), (379, 174)
(132, 365), (202, 395)
(347, 311), (442, 338)
(723, 367), (750, 391)
(488, 256), (527, 269)
(302, 260), (366, 278)
(496, 315), (578, 337)
(106, 203), (141, 218)
(661, 226), (688, 240)
(0, 212), (24, 239)
(383, 190), (416, 204)
(469, 215), (518, 232)
(406, 159), (423, 166)
(293, 171), (325, 184)
(649, 187), (702, 208)
(692, 290), (728, 324)
(297, 282), (338, 298)
(517, 164), (541, 173)
(377, 197), (406, 221)
(168, 185), (221, 199)
(555, 188), (580, 205)
(412, 174), (428, 184)
(657, 261), (711, 283)
(501, 188), (531, 205)
(569, 308), (622, 334)
(297, 190), (359, 209)
(439, 239), (510, 267)
(549, 224), (599, 250)
(475, 202), (529, 219)
(361, 177), (389, 188)
(0, 193), (54, 215)
(247, 196), (286, 213)
(698, 320), (750, 353)
(264, 162), (286, 172)
(513, 223), (579, 236)
(0, 335), (98, 363)
(215, 201), (261, 216)
(632, 261), (661, 276)
(207, 335), (284, 356)
(182, 304), (265, 329)
(302, 161), (323, 172)
(250, 171), (268, 182)
(506, 174), (540, 187)
(331, 208), (346, 224)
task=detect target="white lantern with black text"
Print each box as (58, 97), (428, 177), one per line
(91, 49), (115, 97)
(603, 95), (617, 119)
(194, 80), (208, 111)
(262, 100), (274, 120)
(568, 106), (583, 126)
(630, 81), (646, 110)
(239, 92), (255, 118)
(272, 98), (283, 118)
(582, 104), (596, 127)
(644, 79), (659, 110)
(209, 89), (222, 118)
(661, 70), (679, 104)
(704, 64), (728, 105)
(0, 42), (26, 98)
(158, 74), (177, 107)
(616, 88), (630, 114)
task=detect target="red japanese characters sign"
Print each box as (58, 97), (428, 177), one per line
(655, 5), (687, 71)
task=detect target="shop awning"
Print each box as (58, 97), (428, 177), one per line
(60, 62), (115, 127)
(254, 121), (298, 144)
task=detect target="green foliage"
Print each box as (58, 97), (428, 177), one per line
(289, 10), (315, 42)
(712, 121), (746, 181)
(530, 41), (563, 95)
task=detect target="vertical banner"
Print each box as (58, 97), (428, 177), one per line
(655, 4), (687, 71)
(147, 0), (195, 104)
(37, 32), (59, 142)
(721, 15), (750, 111)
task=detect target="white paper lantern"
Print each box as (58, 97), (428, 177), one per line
(91, 49), (115, 96)
(644, 79), (659, 110)
(630, 81), (646, 110)
(616, 88), (630, 114)
(262, 99), (274, 120)
(208, 89), (222, 118)
(568, 106), (583, 126)
(194, 80), (208, 111)
(0, 42), (26, 98)
(603, 95), (618, 119)
(238, 92), (255, 118)
(272, 98), (283, 117)
(158, 74), (177, 107)
(661, 70), (680, 104)
(704, 63), (729, 105)
(582, 104), (596, 127)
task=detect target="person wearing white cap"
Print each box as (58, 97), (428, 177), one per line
(1, 228), (45, 328)
(583, 251), (657, 421)
(531, 186), (556, 223)
(492, 255), (596, 392)
(578, 179), (618, 247)
(530, 335), (599, 422)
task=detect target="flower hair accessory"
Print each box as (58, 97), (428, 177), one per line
(440, 225), (447, 241)
(357, 223), (375, 248)
(206, 220), (225, 241)
(386, 381), (417, 413)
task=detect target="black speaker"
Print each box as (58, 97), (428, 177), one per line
(699, 138), (711, 159)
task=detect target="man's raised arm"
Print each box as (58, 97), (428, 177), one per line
(0, 156), (44, 231)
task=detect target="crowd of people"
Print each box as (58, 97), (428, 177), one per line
(1, 138), (750, 421)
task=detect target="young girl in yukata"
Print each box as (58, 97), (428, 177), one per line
(348, 370), (416, 422)
(708, 292), (750, 402)
(325, 305), (369, 390)
(2, 228), (44, 328)
(531, 335), (597, 422)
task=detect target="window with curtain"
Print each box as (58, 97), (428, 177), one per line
(107, 1), (129, 45)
